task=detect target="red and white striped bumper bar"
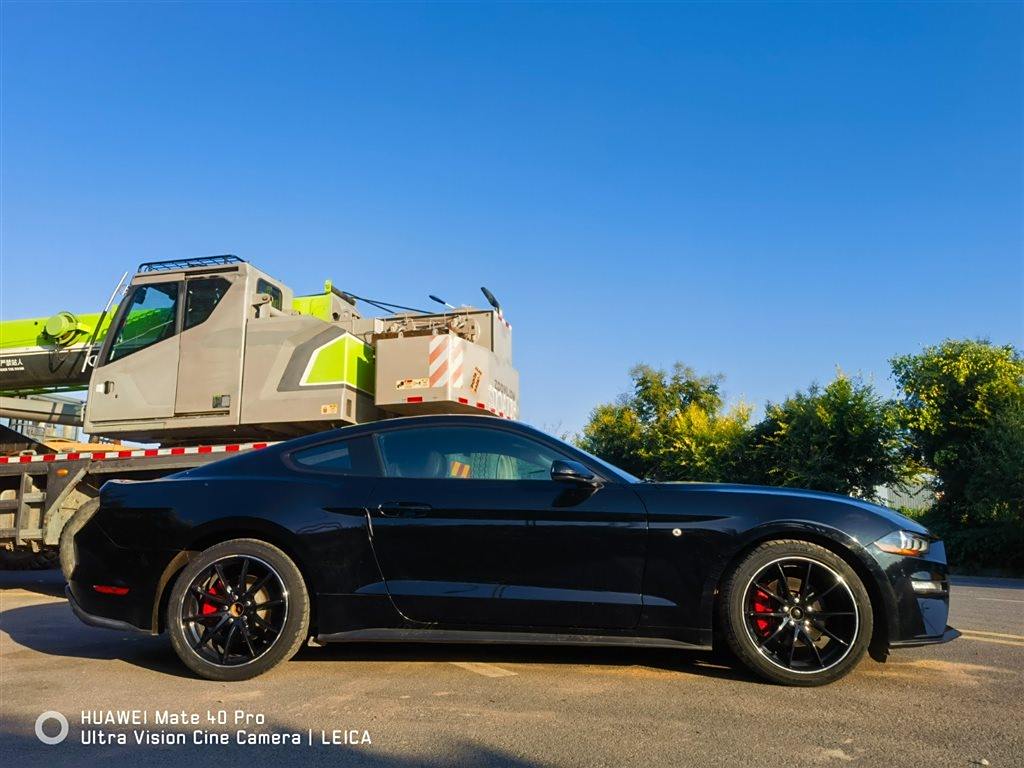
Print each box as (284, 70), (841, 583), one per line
(0, 441), (277, 465)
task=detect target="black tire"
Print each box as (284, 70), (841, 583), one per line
(719, 539), (873, 686)
(0, 548), (60, 571)
(167, 538), (310, 681)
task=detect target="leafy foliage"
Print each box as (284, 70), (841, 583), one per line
(577, 364), (751, 482)
(892, 339), (1024, 527)
(747, 375), (908, 498)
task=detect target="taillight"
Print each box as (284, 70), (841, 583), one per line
(92, 585), (130, 596)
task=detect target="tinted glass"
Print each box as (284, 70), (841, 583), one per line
(256, 279), (283, 310)
(378, 426), (571, 480)
(107, 282), (179, 362)
(292, 442), (352, 471)
(184, 277), (232, 330)
(288, 435), (379, 476)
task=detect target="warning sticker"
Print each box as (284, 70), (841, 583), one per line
(396, 377), (430, 390)
(321, 403), (339, 415)
(469, 367), (483, 394)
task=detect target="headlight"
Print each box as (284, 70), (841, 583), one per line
(874, 530), (931, 557)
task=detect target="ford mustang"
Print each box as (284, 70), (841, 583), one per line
(63, 414), (958, 684)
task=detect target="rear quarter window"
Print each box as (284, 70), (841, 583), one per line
(286, 435), (379, 476)
(293, 443), (352, 471)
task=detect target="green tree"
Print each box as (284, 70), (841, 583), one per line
(892, 339), (1024, 526)
(747, 374), (908, 498)
(577, 363), (751, 482)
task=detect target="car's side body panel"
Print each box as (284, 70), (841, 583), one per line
(366, 477), (647, 629)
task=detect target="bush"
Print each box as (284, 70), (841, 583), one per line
(917, 513), (1024, 575)
(577, 363), (751, 482)
(892, 339), (1024, 528)
(746, 375), (909, 499)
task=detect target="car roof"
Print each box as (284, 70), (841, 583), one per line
(330, 413), (539, 439)
(179, 413), (634, 484)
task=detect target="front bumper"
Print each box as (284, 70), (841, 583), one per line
(889, 625), (961, 648)
(874, 539), (960, 650)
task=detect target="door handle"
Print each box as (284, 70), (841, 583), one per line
(377, 502), (432, 518)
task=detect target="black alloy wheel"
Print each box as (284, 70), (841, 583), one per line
(181, 555), (287, 666)
(167, 539), (310, 681)
(720, 539), (872, 686)
(742, 556), (859, 672)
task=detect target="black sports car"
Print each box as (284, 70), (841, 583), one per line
(64, 414), (958, 685)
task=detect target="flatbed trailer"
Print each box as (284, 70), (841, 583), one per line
(0, 441), (276, 557)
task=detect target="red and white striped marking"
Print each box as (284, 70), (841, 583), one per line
(455, 396), (515, 420)
(0, 441), (276, 465)
(428, 334), (464, 388)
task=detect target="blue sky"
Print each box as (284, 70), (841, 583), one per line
(1, 2), (1021, 434)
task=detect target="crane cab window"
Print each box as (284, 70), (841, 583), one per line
(184, 277), (232, 330)
(256, 279), (283, 311)
(106, 282), (180, 363)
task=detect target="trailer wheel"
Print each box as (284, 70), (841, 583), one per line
(58, 498), (101, 580)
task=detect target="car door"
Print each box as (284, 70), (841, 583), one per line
(366, 423), (648, 630)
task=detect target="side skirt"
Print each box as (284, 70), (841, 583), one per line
(315, 627), (711, 651)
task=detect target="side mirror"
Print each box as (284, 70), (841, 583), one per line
(550, 459), (599, 485)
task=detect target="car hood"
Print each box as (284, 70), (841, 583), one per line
(634, 481), (930, 535)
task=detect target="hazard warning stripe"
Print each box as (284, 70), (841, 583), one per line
(0, 441), (276, 465)
(428, 335), (450, 387)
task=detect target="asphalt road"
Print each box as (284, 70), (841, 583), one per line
(1, 570), (1021, 768)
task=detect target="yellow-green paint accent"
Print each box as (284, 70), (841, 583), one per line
(292, 280), (335, 322)
(302, 333), (375, 393)
(0, 311), (112, 352)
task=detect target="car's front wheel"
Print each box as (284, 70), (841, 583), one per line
(167, 538), (310, 681)
(719, 539), (873, 686)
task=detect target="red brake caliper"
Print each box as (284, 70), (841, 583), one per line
(752, 589), (773, 636)
(200, 582), (220, 616)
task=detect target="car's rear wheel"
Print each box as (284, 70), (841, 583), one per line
(719, 539), (872, 686)
(167, 539), (309, 681)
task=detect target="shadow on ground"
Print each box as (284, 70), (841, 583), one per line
(293, 639), (746, 682)
(1, 570), (751, 684)
(0, 567), (65, 598)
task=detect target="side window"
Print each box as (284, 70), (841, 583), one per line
(288, 436), (378, 475)
(184, 277), (232, 330)
(107, 282), (179, 363)
(256, 279), (283, 311)
(293, 442), (352, 472)
(377, 426), (572, 481)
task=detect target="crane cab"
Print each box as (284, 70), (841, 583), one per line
(83, 255), (518, 444)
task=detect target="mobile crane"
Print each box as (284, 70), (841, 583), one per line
(0, 255), (519, 564)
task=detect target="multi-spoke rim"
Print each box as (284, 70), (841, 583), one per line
(741, 556), (859, 675)
(179, 555), (288, 668)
